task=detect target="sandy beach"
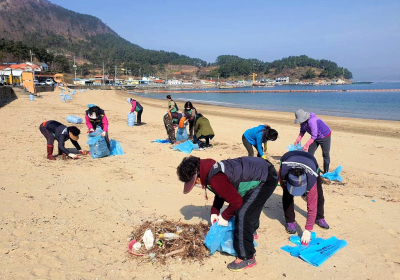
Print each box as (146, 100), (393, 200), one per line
(0, 89), (399, 280)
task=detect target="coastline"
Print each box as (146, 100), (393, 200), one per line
(0, 89), (399, 279)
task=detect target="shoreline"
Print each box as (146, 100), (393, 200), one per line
(121, 91), (400, 138)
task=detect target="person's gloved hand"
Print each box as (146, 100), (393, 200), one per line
(79, 150), (89, 155)
(68, 153), (78, 159)
(210, 214), (218, 224)
(217, 215), (228, 227)
(89, 128), (95, 132)
(294, 135), (302, 145)
(101, 131), (106, 137)
(301, 229), (311, 245)
(261, 155), (267, 160)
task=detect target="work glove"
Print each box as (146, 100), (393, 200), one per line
(68, 153), (78, 159)
(89, 128), (94, 132)
(301, 229), (311, 245)
(261, 155), (267, 160)
(101, 131), (106, 137)
(294, 134), (302, 145)
(79, 150), (89, 155)
(210, 214), (218, 225)
(217, 215), (229, 227)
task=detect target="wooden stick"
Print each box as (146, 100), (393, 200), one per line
(165, 247), (185, 257)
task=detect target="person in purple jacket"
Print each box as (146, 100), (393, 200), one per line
(279, 151), (330, 244)
(294, 109), (332, 173)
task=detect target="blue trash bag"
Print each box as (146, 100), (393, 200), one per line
(29, 94), (34, 101)
(66, 115), (83, 124)
(152, 139), (170, 144)
(287, 142), (302, 151)
(204, 217), (257, 256)
(71, 90), (76, 95)
(61, 96), (66, 102)
(281, 233), (347, 267)
(87, 128), (110, 159)
(87, 104), (97, 108)
(65, 94), (72, 100)
(127, 112), (136, 126)
(176, 126), (188, 142)
(109, 139), (124, 156)
(321, 166), (343, 182)
(172, 140), (194, 154)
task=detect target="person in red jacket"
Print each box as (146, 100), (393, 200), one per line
(85, 106), (110, 149)
(177, 156), (278, 271)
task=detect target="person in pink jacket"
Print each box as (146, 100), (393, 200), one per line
(294, 109), (332, 173)
(85, 106), (110, 149)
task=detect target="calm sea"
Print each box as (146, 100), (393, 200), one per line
(131, 82), (400, 121)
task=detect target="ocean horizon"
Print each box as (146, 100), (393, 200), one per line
(131, 82), (400, 121)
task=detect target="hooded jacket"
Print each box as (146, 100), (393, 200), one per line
(44, 120), (81, 155)
(200, 157), (274, 220)
(300, 113), (331, 140)
(243, 125), (268, 157)
(195, 115), (214, 138)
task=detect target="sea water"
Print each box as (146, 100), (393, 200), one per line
(132, 83), (400, 121)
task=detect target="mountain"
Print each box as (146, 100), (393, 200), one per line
(0, 0), (207, 69)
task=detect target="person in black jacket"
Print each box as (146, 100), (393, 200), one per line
(39, 120), (85, 160)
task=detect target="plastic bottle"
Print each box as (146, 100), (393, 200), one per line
(159, 233), (180, 240)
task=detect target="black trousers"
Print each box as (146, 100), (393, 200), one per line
(282, 176), (325, 224)
(234, 164), (278, 259)
(307, 135), (331, 173)
(137, 109), (143, 125)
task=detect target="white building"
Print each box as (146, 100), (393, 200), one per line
(166, 79), (182, 85)
(275, 77), (289, 83)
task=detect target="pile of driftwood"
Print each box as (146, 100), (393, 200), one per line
(128, 219), (210, 264)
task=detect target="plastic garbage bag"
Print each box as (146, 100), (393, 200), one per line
(176, 126), (188, 142)
(66, 115), (83, 124)
(29, 94), (34, 101)
(204, 217), (256, 256)
(87, 104), (97, 108)
(127, 112), (136, 126)
(61, 96), (65, 102)
(87, 127), (110, 159)
(287, 142), (302, 151)
(142, 229), (154, 250)
(172, 141), (194, 154)
(321, 166), (343, 182)
(281, 232), (347, 267)
(152, 139), (170, 144)
(65, 94), (72, 100)
(109, 139), (124, 156)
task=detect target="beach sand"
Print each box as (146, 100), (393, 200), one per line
(0, 89), (399, 280)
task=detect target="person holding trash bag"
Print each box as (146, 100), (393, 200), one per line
(243, 125), (278, 159)
(177, 156), (278, 271)
(127, 98), (143, 125)
(39, 120), (86, 160)
(279, 150), (330, 244)
(193, 113), (214, 148)
(183, 101), (197, 139)
(293, 109), (331, 173)
(85, 106), (110, 149)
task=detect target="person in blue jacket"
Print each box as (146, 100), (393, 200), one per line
(242, 125), (278, 159)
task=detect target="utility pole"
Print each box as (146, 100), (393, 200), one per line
(115, 65), (117, 85)
(30, 50), (33, 64)
(102, 62), (105, 86)
(139, 68), (141, 79)
(73, 55), (77, 82)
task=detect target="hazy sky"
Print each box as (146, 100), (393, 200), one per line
(50, 0), (400, 80)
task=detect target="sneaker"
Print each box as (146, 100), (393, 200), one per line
(227, 256), (256, 271)
(315, 219), (330, 229)
(285, 222), (297, 234)
(253, 231), (258, 240)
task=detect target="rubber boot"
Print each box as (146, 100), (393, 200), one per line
(47, 145), (56, 160)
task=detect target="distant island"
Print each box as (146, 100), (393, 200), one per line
(0, 0), (352, 82)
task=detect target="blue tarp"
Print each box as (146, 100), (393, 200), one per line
(287, 142), (302, 151)
(321, 166), (343, 182)
(172, 141), (194, 154)
(152, 139), (170, 144)
(281, 232), (347, 267)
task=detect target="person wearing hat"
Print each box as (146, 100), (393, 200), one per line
(85, 106), (110, 149)
(39, 120), (85, 160)
(127, 98), (143, 125)
(294, 109), (332, 173)
(242, 125), (278, 159)
(279, 151), (330, 244)
(177, 156), (278, 271)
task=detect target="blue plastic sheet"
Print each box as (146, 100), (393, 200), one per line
(204, 217), (256, 256)
(172, 140), (194, 154)
(87, 128), (110, 159)
(127, 113), (136, 126)
(176, 126), (188, 142)
(109, 139), (124, 156)
(152, 139), (170, 144)
(281, 233), (347, 267)
(66, 115), (83, 124)
(287, 142), (302, 151)
(65, 94), (72, 100)
(321, 166), (343, 182)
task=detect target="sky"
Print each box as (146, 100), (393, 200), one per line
(49, 0), (400, 80)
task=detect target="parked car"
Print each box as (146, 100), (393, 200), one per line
(34, 79), (39, 85)
(45, 79), (54, 86)
(39, 81), (46, 86)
